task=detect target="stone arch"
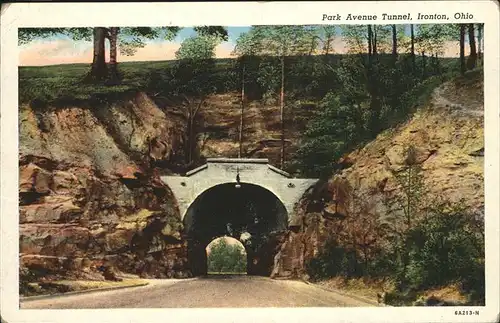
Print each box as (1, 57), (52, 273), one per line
(182, 182), (289, 276)
(161, 158), (318, 227)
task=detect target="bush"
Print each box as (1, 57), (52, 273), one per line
(403, 208), (484, 293)
(207, 238), (247, 273)
(306, 239), (364, 281)
(295, 93), (368, 177)
(305, 204), (485, 304)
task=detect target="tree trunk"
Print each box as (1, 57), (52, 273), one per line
(467, 23), (477, 70)
(433, 53), (440, 75)
(422, 51), (426, 78)
(239, 62), (245, 158)
(280, 54), (285, 169)
(187, 111), (193, 165)
(86, 27), (107, 82)
(367, 25), (373, 59)
(410, 24), (415, 71)
(460, 24), (466, 76)
(477, 24), (483, 65)
(108, 27), (120, 83)
(392, 24), (397, 62)
(372, 26), (378, 56)
(308, 36), (317, 56)
(324, 37), (331, 56)
(407, 165), (412, 230)
(366, 25), (379, 135)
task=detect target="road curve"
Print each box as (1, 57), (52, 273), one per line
(20, 275), (375, 309)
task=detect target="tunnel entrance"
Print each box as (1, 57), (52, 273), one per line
(184, 182), (288, 277)
(206, 237), (247, 274)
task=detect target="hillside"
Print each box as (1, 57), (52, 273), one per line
(18, 60), (483, 305)
(18, 71), (316, 285)
(333, 69), (484, 215)
(271, 70), (484, 305)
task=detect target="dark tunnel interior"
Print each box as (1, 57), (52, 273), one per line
(183, 182), (288, 276)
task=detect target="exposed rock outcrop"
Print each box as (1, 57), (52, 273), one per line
(19, 73), (484, 282)
(272, 73), (484, 278)
(19, 92), (187, 280)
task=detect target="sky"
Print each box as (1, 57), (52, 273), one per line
(18, 26), (471, 66)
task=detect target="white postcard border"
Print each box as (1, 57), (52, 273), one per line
(1, 2), (499, 323)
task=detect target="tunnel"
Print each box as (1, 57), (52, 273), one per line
(183, 182), (288, 277)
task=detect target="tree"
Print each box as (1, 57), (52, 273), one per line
(19, 26), (227, 83)
(320, 26), (337, 56)
(234, 32), (262, 158)
(414, 25), (453, 78)
(460, 24), (466, 75)
(174, 34), (221, 165)
(392, 24), (398, 62)
(410, 24), (416, 70)
(107, 27), (120, 83)
(341, 25), (391, 135)
(295, 93), (366, 177)
(404, 203), (484, 294)
(89, 27), (108, 82)
(238, 60), (246, 158)
(341, 25), (368, 55)
(382, 145), (428, 279)
(416, 24), (450, 58)
(477, 24), (483, 65)
(467, 24), (477, 70)
(234, 26), (314, 168)
(388, 145), (427, 232)
(86, 27), (181, 82)
(207, 238), (247, 273)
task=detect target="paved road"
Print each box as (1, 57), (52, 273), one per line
(20, 275), (375, 309)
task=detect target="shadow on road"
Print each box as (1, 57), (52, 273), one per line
(198, 274), (253, 280)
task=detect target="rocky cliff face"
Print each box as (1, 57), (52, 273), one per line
(335, 74), (484, 215)
(18, 88), (315, 281)
(196, 93), (314, 165)
(19, 72), (484, 282)
(272, 73), (484, 278)
(19, 92), (189, 280)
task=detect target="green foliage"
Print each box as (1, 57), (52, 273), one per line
(170, 35), (219, 100)
(207, 238), (247, 273)
(403, 204), (484, 290)
(193, 26), (228, 42)
(118, 27), (179, 56)
(175, 35), (219, 61)
(306, 239), (361, 280)
(233, 25), (317, 101)
(306, 204), (484, 303)
(294, 48), (457, 178)
(18, 28), (92, 45)
(295, 93), (367, 177)
(384, 145), (427, 235)
(234, 25), (314, 57)
(305, 141), (484, 305)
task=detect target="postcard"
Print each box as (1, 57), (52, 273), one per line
(1, 1), (498, 323)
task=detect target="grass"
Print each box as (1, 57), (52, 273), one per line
(316, 277), (394, 302)
(23, 278), (148, 297)
(315, 277), (471, 306)
(54, 278), (148, 290)
(19, 62), (163, 103)
(19, 59), (235, 103)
